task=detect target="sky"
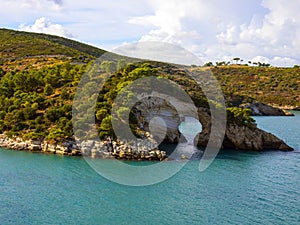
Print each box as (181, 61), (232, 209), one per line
(1, 0), (300, 66)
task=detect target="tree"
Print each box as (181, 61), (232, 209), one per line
(44, 84), (54, 96)
(227, 107), (255, 127)
(0, 67), (5, 77)
(60, 88), (69, 100)
(23, 107), (36, 120)
(203, 62), (214, 67)
(216, 61), (226, 66)
(96, 108), (108, 121)
(45, 107), (65, 122)
(46, 127), (66, 140)
(233, 58), (241, 64)
(31, 102), (39, 111)
(99, 115), (113, 138)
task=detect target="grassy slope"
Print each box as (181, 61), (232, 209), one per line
(212, 66), (300, 107)
(0, 28), (106, 65)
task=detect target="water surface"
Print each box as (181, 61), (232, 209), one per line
(0, 113), (299, 224)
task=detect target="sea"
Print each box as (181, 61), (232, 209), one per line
(0, 112), (299, 224)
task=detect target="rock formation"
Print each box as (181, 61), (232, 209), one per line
(0, 133), (167, 161)
(0, 97), (294, 160)
(198, 108), (293, 151)
(242, 102), (294, 116)
(136, 98), (294, 152)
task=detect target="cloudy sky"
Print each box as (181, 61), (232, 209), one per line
(1, 0), (299, 66)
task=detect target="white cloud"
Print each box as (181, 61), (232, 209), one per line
(49, 0), (62, 5)
(269, 57), (297, 67)
(251, 56), (270, 63)
(19, 17), (73, 38)
(0, 0), (299, 66)
(216, 24), (239, 45)
(126, 0), (300, 66)
(211, 0), (300, 66)
(113, 41), (202, 65)
(128, 0), (203, 46)
(17, 0), (61, 10)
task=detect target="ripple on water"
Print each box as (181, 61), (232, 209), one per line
(0, 114), (299, 224)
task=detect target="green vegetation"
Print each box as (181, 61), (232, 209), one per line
(0, 28), (106, 65)
(0, 62), (86, 141)
(212, 66), (300, 106)
(227, 107), (255, 127)
(0, 28), (298, 142)
(84, 62), (209, 139)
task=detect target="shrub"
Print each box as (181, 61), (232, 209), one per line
(227, 107), (255, 127)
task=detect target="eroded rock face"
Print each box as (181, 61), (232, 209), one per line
(135, 98), (293, 151)
(224, 124), (293, 151)
(134, 96), (197, 144)
(196, 108), (293, 151)
(243, 102), (294, 116)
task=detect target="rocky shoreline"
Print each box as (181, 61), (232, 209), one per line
(242, 102), (294, 116)
(273, 105), (300, 111)
(0, 134), (167, 161)
(0, 98), (294, 160)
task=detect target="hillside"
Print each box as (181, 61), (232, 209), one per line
(212, 66), (300, 107)
(0, 28), (106, 69)
(0, 28), (294, 153)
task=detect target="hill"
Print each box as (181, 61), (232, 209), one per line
(212, 66), (300, 107)
(0, 28), (294, 154)
(0, 28), (106, 70)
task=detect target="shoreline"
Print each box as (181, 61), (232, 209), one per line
(274, 106), (300, 111)
(0, 134), (168, 161)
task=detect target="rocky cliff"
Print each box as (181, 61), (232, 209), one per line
(135, 97), (294, 152)
(197, 108), (293, 151)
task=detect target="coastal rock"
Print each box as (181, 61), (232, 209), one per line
(197, 108), (293, 151)
(243, 102), (294, 116)
(110, 137), (167, 161)
(0, 134), (84, 156)
(224, 124), (293, 151)
(134, 96), (197, 144)
(134, 98), (293, 152)
(0, 96), (294, 159)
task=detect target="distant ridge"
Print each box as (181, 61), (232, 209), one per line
(0, 28), (106, 63)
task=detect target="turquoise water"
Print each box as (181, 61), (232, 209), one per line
(0, 113), (299, 224)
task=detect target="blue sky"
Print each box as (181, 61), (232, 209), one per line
(1, 0), (299, 66)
